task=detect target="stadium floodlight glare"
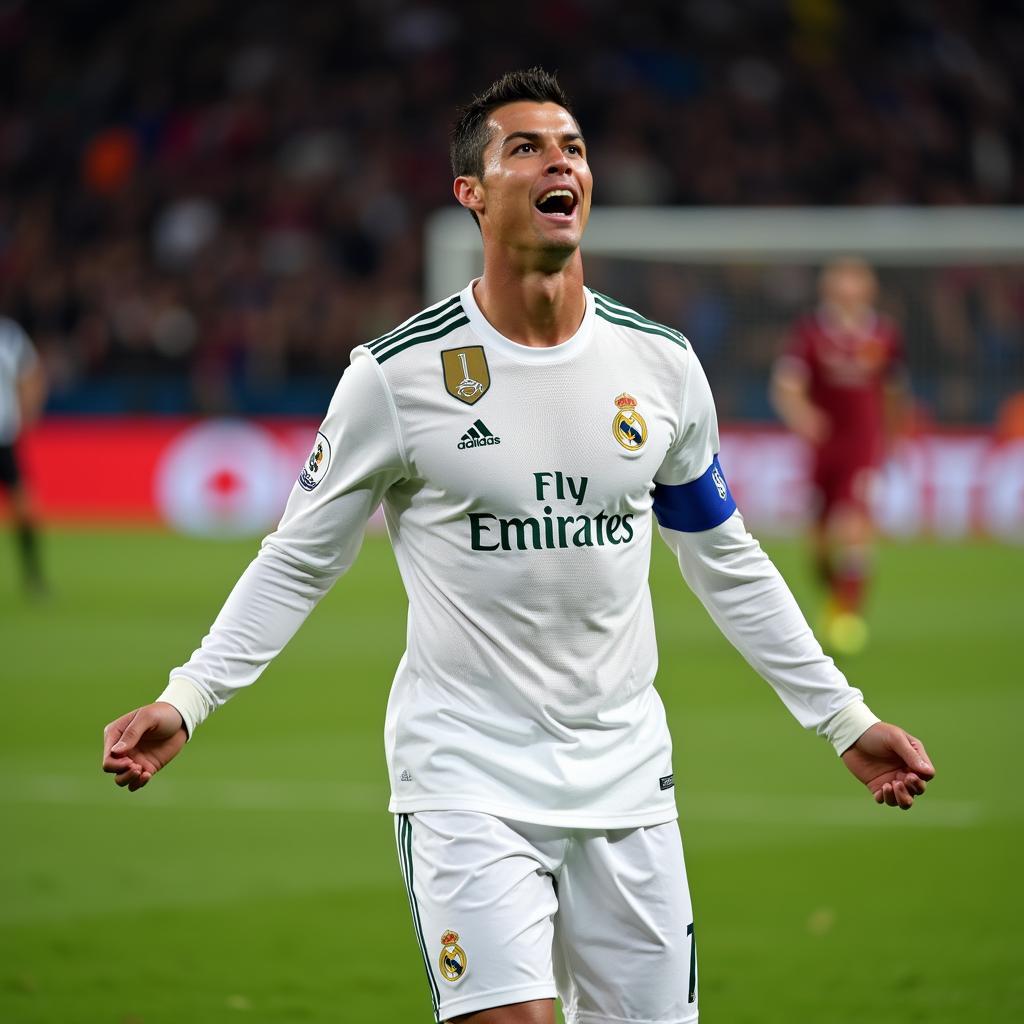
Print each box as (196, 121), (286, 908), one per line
(425, 206), (1024, 301)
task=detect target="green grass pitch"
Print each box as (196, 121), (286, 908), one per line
(0, 527), (1020, 1023)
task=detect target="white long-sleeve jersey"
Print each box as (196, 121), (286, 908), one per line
(159, 282), (877, 827)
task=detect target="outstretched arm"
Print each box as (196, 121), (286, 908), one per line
(100, 351), (408, 791)
(659, 510), (934, 808)
(655, 345), (933, 809)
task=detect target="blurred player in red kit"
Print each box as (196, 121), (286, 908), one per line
(771, 258), (908, 655)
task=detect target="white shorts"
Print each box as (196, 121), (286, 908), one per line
(394, 810), (698, 1023)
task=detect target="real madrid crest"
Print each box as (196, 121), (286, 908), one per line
(438, 929), (468, 982)
(612, 393), (648, 451)
(442, 346), (490, 405)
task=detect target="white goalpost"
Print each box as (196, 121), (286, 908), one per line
(425, 206), (1024, 302)
(424, 206), (1024, 540)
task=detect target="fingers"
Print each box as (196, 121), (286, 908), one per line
(875, 775), (924, 809)
(102, 710), (139, 769)
(904, 773), (927, 797)
(893, 780), (914, 809)
(906, 734), (936, 780)
(890, 729), (935, 780)
(102, 708), (157, 782)
(102, 707), (156, 770)
(103, 719), (126, 758)
(114, 764), (153, 791)
(109, 709), (152, 757)
(876, 782), (906, 808)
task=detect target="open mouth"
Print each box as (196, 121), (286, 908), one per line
(534, 188), (578, 219)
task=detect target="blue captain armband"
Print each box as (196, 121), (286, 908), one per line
(653, 455), (737, 532)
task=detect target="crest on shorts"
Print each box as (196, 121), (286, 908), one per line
(442, 347), (490, 405)
(438, 929), (468, 982)
(612, 393), (648, 451)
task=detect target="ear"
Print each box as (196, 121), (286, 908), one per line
(454, 176), (485, 216)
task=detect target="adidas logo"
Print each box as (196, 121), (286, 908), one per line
(399, 769), (413, 782)
(457, 419), (502, 450)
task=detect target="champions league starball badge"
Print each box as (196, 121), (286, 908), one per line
(298, 431), (332, 491)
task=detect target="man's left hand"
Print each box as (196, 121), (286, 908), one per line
(841, 722), (935, 809)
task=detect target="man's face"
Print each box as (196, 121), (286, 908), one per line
(822, 262), (878, 313)
(462, 101), (592, 259)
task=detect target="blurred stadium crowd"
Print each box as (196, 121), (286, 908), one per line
(1, 0), (1022, 419)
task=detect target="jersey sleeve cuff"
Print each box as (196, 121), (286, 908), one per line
(826, 700), (880, 755)
(156, 676), (215, 740)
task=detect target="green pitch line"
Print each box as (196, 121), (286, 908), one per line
(2, 774), (984, 827)
(0, 528), (1020, 1023)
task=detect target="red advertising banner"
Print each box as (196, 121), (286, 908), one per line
(3, 418), (1022, 541)
(718, 428), (1024, 541)
(7, 418), (317, 532)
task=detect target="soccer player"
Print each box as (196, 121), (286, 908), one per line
(771, 258), (908, 655)
(102, 70), (934, 1024)
(0, 314), (47, 595)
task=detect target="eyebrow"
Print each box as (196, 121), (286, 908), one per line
(500, 130), (585, 148)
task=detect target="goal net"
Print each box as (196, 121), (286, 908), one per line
(425, 207), (1024, 539)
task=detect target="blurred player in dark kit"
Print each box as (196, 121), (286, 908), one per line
(0, 314), (47, 595)
(771, 259), (908, 655)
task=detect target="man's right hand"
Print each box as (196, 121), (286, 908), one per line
(102, 702), (188, 792)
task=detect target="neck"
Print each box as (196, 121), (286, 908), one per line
(825, 302), (873, 332)
(473, 249), (586, 347)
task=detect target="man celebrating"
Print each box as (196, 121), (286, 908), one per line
(103, 70), (934, 1024)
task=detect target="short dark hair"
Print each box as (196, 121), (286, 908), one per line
(450, 67), (573, 180)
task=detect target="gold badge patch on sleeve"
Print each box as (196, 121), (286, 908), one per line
(442, 347), (490, 405)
